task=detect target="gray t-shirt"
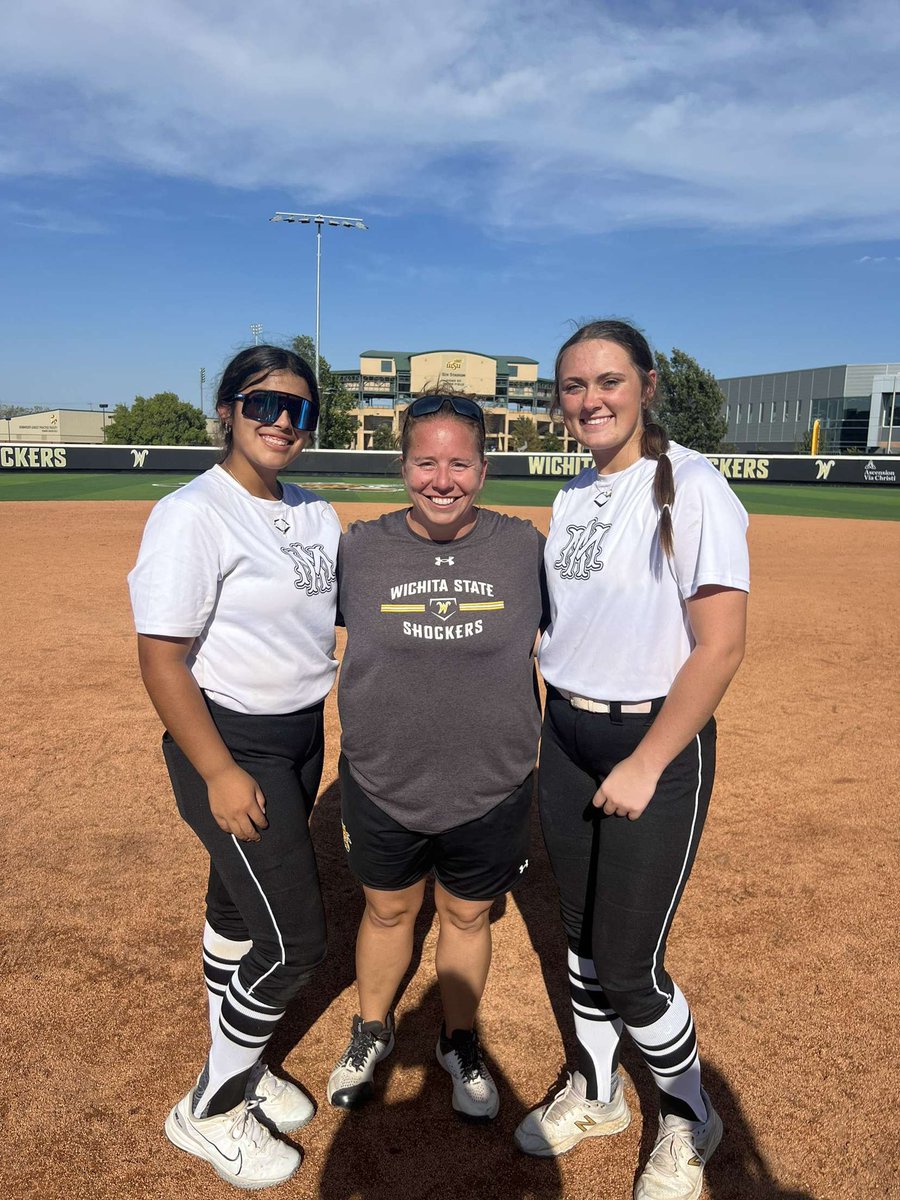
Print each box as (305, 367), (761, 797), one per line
(338, 507), (546, 834)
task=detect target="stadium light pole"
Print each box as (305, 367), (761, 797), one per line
(99, 403), (108, 443)
(269, 211), (368, 447)
(251, 323), (263, 345)
(199, 367), (206, 414)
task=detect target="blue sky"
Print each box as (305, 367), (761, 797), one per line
(2, 0), (899, 411)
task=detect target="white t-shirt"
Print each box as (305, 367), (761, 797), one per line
(128, 466), (340, 715)
(538, 443), (749, 702)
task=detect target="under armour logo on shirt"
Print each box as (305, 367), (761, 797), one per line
(435, 555), (455, 566)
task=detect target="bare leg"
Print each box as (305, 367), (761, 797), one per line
(434, 882), (494, 1033)
(356, 880), (426, 1023)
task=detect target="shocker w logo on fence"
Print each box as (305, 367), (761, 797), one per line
(554, 517), (611, 579)
(280, 543), (336, 594)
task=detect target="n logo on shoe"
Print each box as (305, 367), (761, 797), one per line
(574, 1116), (597, 1133)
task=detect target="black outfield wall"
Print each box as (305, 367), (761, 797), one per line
(1, 444), (898, 485)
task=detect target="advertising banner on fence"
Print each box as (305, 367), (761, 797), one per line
(1, 444), (898, 485)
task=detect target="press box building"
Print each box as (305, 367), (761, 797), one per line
(334, 349), (568, 451)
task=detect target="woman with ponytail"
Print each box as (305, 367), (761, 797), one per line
(515, 320), (749, 1200)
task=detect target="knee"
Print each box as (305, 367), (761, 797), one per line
(437, 899), (492, 934)
(596, 976), (667, 1027)
(364, 894), (422, 931)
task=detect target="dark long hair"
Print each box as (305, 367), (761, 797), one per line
(215, 345), (319, 463)
(555, 319), (674, 557)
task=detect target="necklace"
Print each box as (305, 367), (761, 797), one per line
(594, 478), (614, 508)
(221, 460), (283, 503)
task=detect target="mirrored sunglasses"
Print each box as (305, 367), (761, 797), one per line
(405, 394), (485, 427)
(234, 390), (319, 432)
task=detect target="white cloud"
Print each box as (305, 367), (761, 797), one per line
(2, 0), (899, 240)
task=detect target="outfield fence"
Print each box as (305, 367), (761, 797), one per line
(0, 444), (898, 486)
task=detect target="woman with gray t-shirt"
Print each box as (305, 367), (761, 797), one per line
(326, 394), (546, 1122)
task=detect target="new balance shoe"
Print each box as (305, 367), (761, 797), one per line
(327, 1012), (395, 1109)
(436, 1025), (499, 1121)
(245, 1061), (315, 1134)
(634, 1090), (723, 1200)
(515, 1071), (631, 1157)
(164, 1090), (301, 1190)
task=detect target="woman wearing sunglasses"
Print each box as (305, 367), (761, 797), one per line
(326, 394), (546, 1122)
(128, 345), (340, 1190)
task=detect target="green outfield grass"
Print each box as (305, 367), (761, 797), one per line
(0, 471), (898, 519)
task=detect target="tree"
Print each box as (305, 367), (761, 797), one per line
(370, 425), (399, 450)
(0, 404), (50, 419)
(291, 334), (359, 450)
(508, 416), (542, 451)
(105, 393), (211, 446)
(541, 432), (563, 452)
(654, 349), (727, 453)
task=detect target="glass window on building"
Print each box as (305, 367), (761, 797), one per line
(735, 403), (741, 424)
(747, 403), (753, 423)
(380, 360), (392, 373)
(508, 364), (518, 377)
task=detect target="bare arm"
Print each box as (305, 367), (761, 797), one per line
(137, 633), (268, 842)
(595, 585), (747, 820)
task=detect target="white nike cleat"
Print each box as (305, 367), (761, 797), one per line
(245, 1062), (315, 1134)
(515, 1072), (631, 1157)
(164, 1090), (300, 1190)
(633, 1090), (723, 1200)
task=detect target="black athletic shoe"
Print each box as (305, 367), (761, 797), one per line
(327, 1013), (395, 1109)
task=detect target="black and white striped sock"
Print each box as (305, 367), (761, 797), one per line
(625, 984), (706, 1122)
(567, 949), (623, 1103)
(201, 921), (253, 1040)
(193, 967), (284, 1118)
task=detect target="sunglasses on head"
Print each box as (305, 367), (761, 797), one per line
(234, 390), (319, 432)
(405, 394), (485, 428)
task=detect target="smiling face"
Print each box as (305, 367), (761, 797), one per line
(557, 338), (656, 474)
(401, 415), (487, 542)
(217, 369), (311, 497)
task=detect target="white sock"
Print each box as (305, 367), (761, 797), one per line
(194, 970), (283, 1117)
(567, 949), (622, 1103)
(624, 983), (706, 1122)
(202, 921), (252, 1039)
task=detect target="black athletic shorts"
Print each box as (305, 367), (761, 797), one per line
(338, 754), (533, 901)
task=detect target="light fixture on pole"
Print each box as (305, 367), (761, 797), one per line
(250, 323), (263, 345)
(270, 211), (368, 447)
(199, 367), (206, 413)
(99, 403), (108, 443)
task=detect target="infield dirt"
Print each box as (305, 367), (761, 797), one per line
(1, 501), (896, 1200)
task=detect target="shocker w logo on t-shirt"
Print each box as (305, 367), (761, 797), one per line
(554, 518), (611, 580)
(281, 543), (337, 595)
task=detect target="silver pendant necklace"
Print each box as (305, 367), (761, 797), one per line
(594, 480), (614, 508)
(221, 462), (289, 531)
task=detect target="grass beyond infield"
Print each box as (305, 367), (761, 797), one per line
(0, 470), (898, 519)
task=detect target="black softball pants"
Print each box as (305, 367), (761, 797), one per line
(538, 686), (715, 1027)
(163, 696), (328, 1012)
